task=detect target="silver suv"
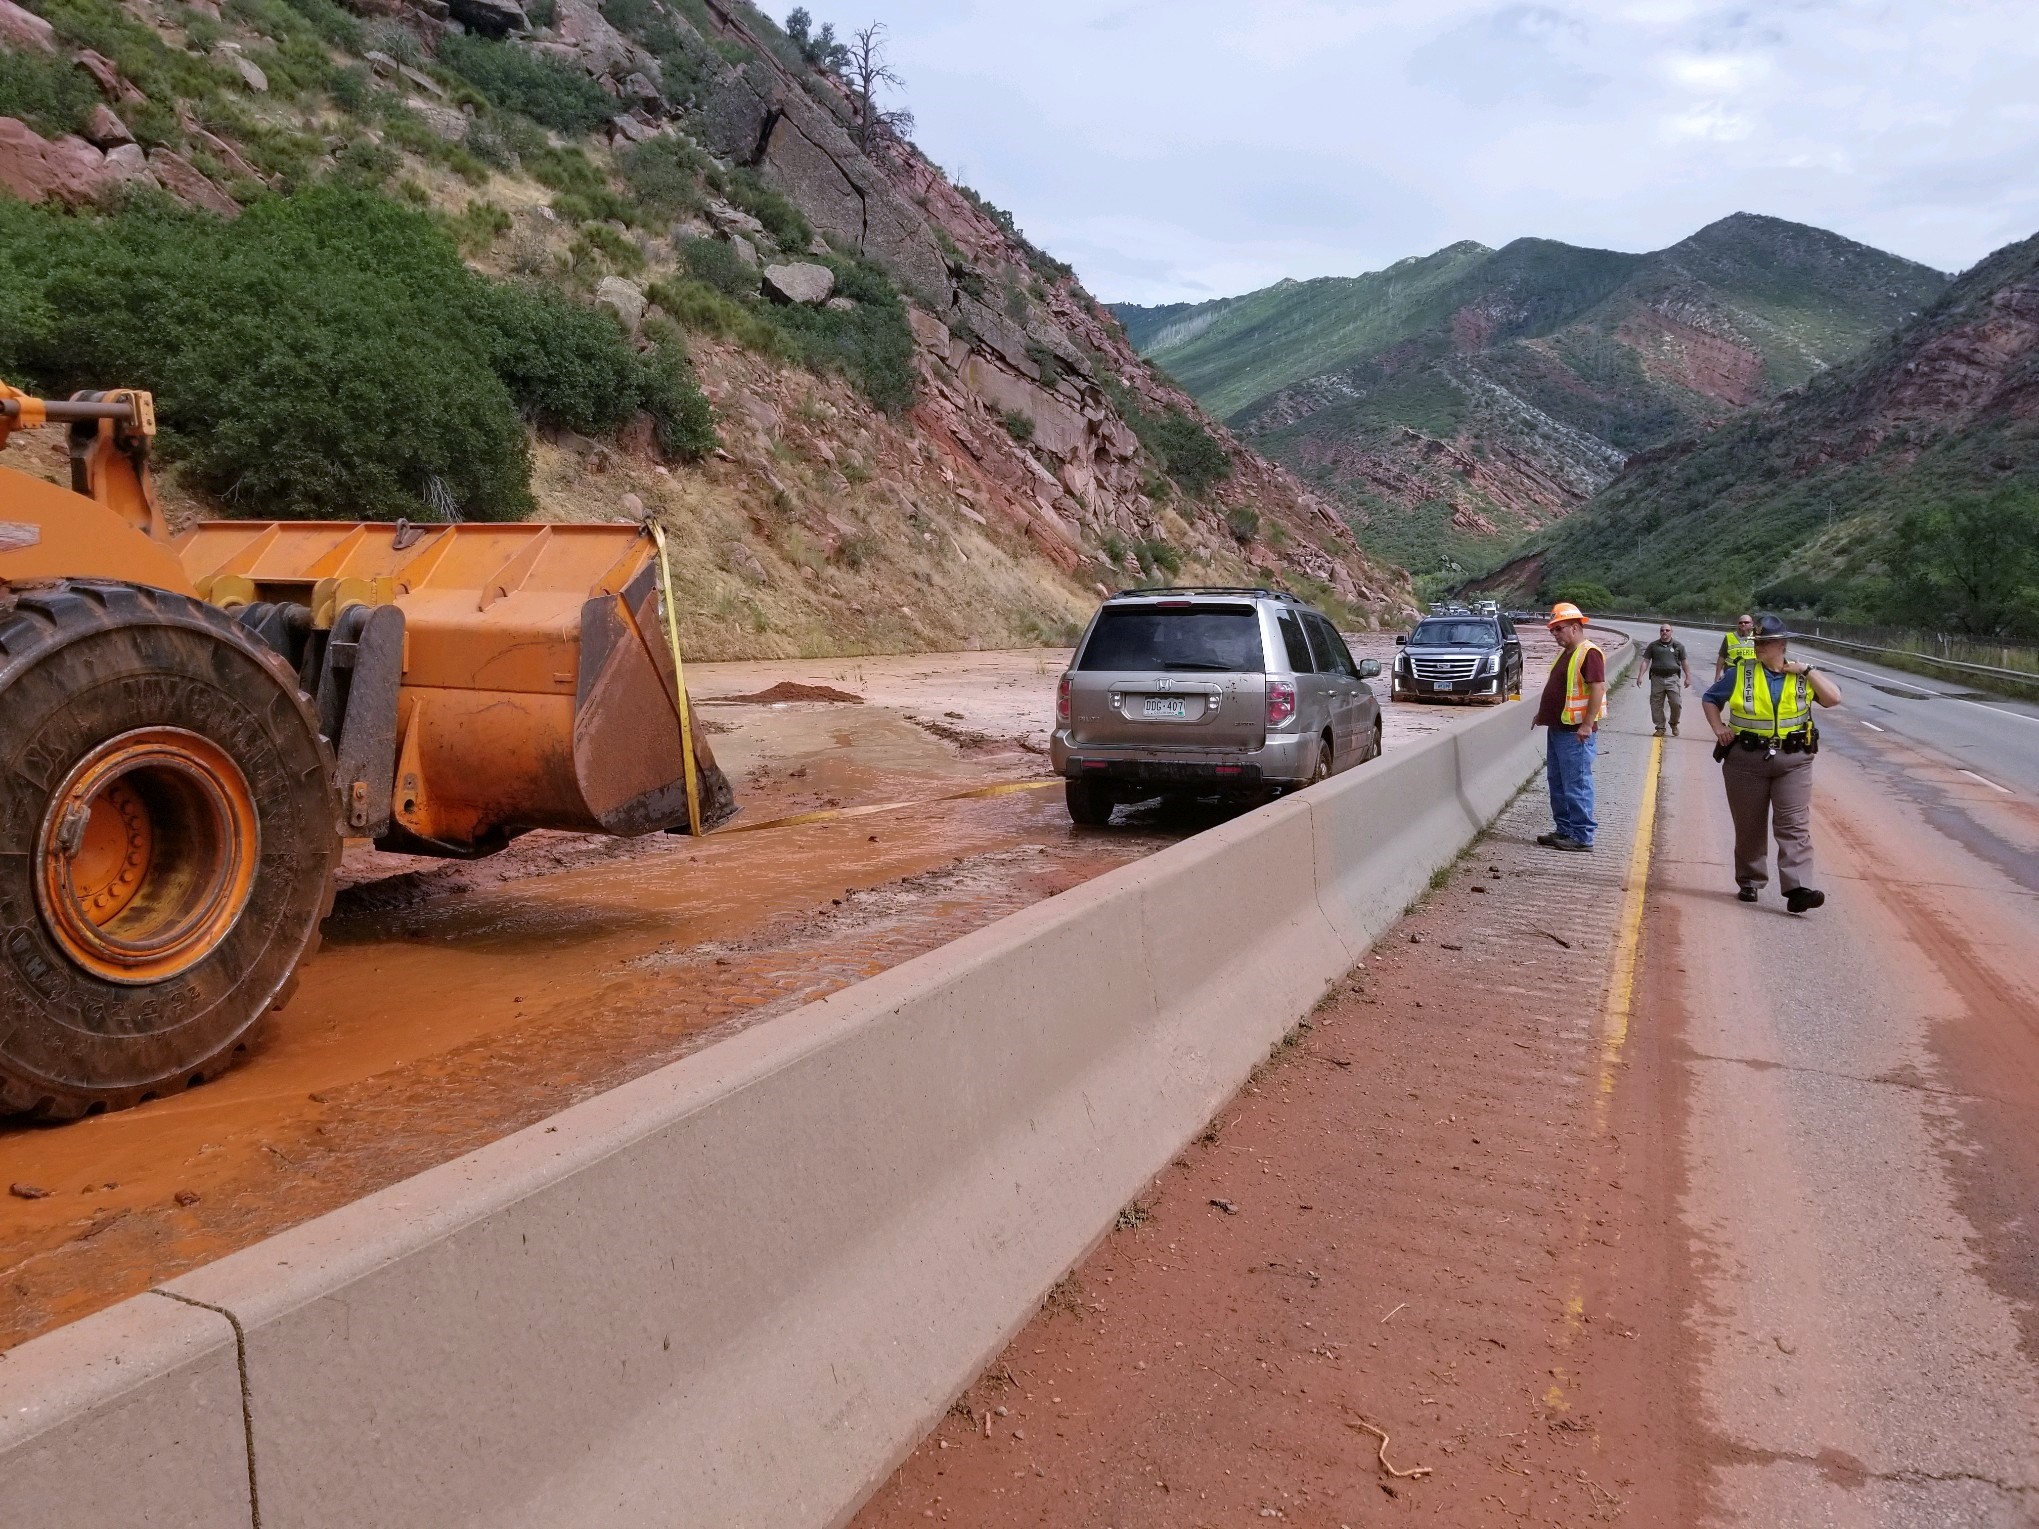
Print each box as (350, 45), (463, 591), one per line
(1050, 587), (1382, 825)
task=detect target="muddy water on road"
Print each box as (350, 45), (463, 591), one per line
(0, 642), (1497, 1351)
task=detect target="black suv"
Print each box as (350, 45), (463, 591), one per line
(1392, 614), (1522, 704)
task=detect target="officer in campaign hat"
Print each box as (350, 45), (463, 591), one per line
(1699, 614), (1844, 912)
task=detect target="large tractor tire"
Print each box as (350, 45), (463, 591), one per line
(0, 581), (340, 1118)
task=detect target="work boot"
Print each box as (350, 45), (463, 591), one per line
(1784, 887), (1826, 913)
(1737, 887), (1759, 903)
(1536, 832), (1561, 847)
(1551, 836), (1592, 852)
(1671, 723), (1679, 736)
(1653, 726), (1664, 736)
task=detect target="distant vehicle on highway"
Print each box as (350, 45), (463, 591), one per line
(1392, 612), (1523, 704)
(1473, 599), (1500, 617)
(1051, 587), (1382, 825)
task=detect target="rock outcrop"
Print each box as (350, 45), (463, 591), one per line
(761, 261), (833, 305)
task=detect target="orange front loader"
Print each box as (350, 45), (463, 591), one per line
(0, 382), (734, 1117)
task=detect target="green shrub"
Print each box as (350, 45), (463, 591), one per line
(1024, 339), (1062, 390)
(438, 33), (614, 133)
(28, 0), (232, 103)
(1134, 538), (1181, 579)
(0, 46), (102, 137)
(330, 137), (399, 187)
(572, 220), (644, 273)
(1001, 408), (1034, 443)
(1149, 409), (1230, 495)
(647, 276), (796, 359)
(0, 188), (715, 518)
(764, 254), (918, 415)
(444, 198), (511, 252)
(618, 137), (706, 220)
(724, 166), (809, 248)
(678, 235), (757, 297)
(1550, 580), (1618, 611)
(1225, 505), (1260, 542)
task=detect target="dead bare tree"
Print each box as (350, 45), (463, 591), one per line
(843, 21), (914, 152)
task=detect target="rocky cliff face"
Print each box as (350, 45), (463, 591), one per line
(0, 0), (1413, 643)
(1117, 216), (1949, 579)
(678, 2), (1405, 617)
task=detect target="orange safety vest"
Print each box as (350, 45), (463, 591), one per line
(1558, 641), (1605, 725)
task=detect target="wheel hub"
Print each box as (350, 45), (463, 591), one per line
(36, 727), (260, 985)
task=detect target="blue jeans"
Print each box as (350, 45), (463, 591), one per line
(1546, 728), (1597, 846)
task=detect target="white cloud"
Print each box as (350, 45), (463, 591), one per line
(851, 0), (2039, 300)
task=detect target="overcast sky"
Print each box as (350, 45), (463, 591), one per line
(829, 0), (2039, 305)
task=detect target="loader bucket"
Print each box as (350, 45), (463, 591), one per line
(175, 520), (735, 854)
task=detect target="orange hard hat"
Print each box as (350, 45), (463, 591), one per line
(1546, 601), (1588, 628)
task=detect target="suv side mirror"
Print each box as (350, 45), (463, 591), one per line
(1394, 634), (1406, 645)
(1357, 658), (1381, 679)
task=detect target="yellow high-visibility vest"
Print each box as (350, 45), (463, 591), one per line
(1726, 661), (1812, 737)
(1559, 641), (1605, 724)
(1723, 632), (1757, 667)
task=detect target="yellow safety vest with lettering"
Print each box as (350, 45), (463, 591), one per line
(1559, 641), (1605, 725)
(1726, 661), (1812, 738)
(1722, 632), (1757, 667)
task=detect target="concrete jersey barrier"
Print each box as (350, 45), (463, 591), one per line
(0, 694), (1555, 1528)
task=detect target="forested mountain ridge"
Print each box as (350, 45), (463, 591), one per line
(1514, 228), (2039, 631)
(1114, 215), (1948, 576)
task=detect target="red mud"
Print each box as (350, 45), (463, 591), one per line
(853, 795), (1684, 1529)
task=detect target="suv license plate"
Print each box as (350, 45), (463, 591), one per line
(1142, 697), (1189, 719)
(1434, 680), (1454, 691)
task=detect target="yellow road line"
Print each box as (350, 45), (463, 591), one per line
(1598, 730), (1664, 1116)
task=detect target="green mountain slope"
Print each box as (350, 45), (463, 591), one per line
(1114, 215), (1949, 577)
(1518, 229), (2039, 622)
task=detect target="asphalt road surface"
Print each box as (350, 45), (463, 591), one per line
(861, 642), (2039, 1527)
(1616, 621), (2038, 1523)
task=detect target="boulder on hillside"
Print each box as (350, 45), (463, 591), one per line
(594, 275), (646, 335)
(84, 105), (134, 148)
(0, 117), (140, 206)
(705, 198), (766, 239)
(762, 262), (834, 306)
(445, 0), (527, 35)
(0, 0), (56, 53)
(147, 147), (240, 217)
(219, 49), (268, 93)
(74, 49), (143, 105)
(541, 0), (654, 86)
(405, 99), (468, 141)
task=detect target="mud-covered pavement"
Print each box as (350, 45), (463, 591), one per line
(1, 635), (1504, 1352)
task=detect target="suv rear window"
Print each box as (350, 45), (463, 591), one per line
(1077, 604), (1265, 672)
(1410, 619), (1500, 646)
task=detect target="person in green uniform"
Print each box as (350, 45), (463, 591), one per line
(1633, 622), (1691, 735)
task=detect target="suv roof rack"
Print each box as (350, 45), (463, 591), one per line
(1106, 585), (1306, 603)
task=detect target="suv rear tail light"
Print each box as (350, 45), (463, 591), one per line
(1266, 679), (1296, 726)
(1056, 672), (1072, 724)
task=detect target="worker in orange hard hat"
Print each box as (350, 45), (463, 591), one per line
(1531, 601), (1606, 851)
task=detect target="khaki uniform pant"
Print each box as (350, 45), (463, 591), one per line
(1721, 747), (1816, 892)
(1648, 676), (1682, 731)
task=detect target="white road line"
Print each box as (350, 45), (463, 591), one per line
(1859, 720), (1886, 732)
(1960, 769), (2013, 794)
(1811, 658), (2039, 728)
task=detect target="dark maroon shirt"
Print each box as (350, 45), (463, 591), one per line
(1533, 644), (1605, 728)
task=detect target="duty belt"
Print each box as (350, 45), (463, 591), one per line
(1719, 726), (1818, 761)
